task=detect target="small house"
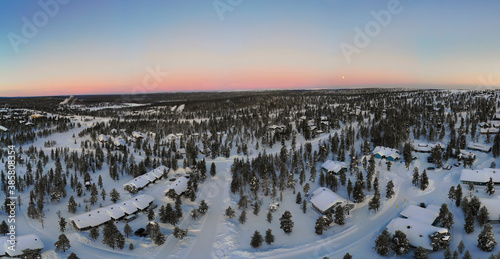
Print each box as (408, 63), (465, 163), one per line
(310, 187), (346, 214)
(373, 146), (400, 161)
(321, 160), (347, 175)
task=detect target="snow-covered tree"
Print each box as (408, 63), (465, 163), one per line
(280, 210), (294, 234)
(374, 229), (391, 256)
(486, 177), (495, 195)
(477, 224), (497, 251)
(420, 170), (429, 190)
(315, 217), (327, 235)
(173, 226), (188, 240)
(391, 230), (410, 255)
(225, 206), (235, 218)
(198, 200), (209, 214)
(386, 180), (394, 199)
(265, 229), (275, 245)
(239, 210), (247, 224)
(54, 234), (71, 252)
(124, 223), (133, 238)
(414, 246), (428, 259)
(59, 217), (67, 232)
(334, 205), (345, 225)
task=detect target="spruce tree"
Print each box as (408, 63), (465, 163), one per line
(279, 210), (294, 234)
(239, 210), (247, 224)
(0, 221), (8, 235)
(296, 192), (302, 204)
(266, 210), (273, 223)
(54, 234), (71, 252)
(116, 232), (125, 249)
(265, 229), (275, 245)
(59, 217), (67, 232)
(414, 246), (428, 259)
(110, 188), (120, 203)
(102, 221), (118, 249)
(486, 177), (495, 195)
(124, 223), (133, 238)
(455, 184), (462, 207)
(347, 179), (353, 200)
(68, 252), (80, 259)
(173, 227), (188, 240)
(334, 206), (345, 225)
(463, 250), (471, 259)
(477, 224), (497, 251)
(191, 208), (199, 219)
(250, 230), (263, 248)
(353, 180), (365, 203)
(368, 192), (381, 212)
(443, 246), (452, 259)
(89, 227), (100, 240)
(315, 217), (327, 235)
(225, 206), (235, 218)
(302, 199), (307, 214)
(412, 168), (419, 186)
(151, 223), (166, 245)
(210, 162), (216, 177)
(386, 180), (394, 199)
(68, 196), (77, 214)
(464, 210), (475, 234)
(198, 200), (209, 214)
(420, 170), (429, 190)
(458, 240), (465, 254)
(374, 229), (391, 256)
(477, 206), (490, 227)
(391, 230), (410, 255)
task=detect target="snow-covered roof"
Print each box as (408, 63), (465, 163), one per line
(0, 234), (44, 257)
(458, 150), (476, 159)
(373, 146), (400, 159)
(166, 176), (189, 195)
(123, 166), (168, 189)
(480, 128), (500, 134)
(123, 176), (150, 189)
(400, 205), (440, 225)
(113, 137), (126, 146)
(98, 134), (109, 142)
(479, 198), (500, 221)
(460, 168), (500, 184)
(70, 194), (154, 229)
(386, 218), (448, 250)
(310, 187), (346, 213)
(413, 143), (444, 153)
(321, 160), (347, 173)
(467, 142), (492, 152)
(132, 131), (145, 138)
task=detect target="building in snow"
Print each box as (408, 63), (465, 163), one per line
(479, 198), (500, 223)
(372, 146), (400, 161)
(400, 205), (440, 225)
(321, 160), (347, 175)
(113, 137), (126, 147)
(69, 194), (154, 230)
(98, 134), (109, 143)
(386, 218), (450, 250)
(310, 187), (347, 214)
(413, 143), (445, 153)
(460, 168), (500, 186)
(165, 176), (190, 196)
(457, 150), (476, 161)
(132, 131), (145, 139)
(0, 234), (44, 257)
(123, 165), (169, 192)
(467, 142), (492, 153)
(480, 127), (500, 134)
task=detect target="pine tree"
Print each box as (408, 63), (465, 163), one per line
(334, 206), (345, 225)
(279, 210), (294, 234)
(124, 223), (133, 238)
(68, 196), (77, 214)
(455, 184), (462, 207)
(266, 210), (273, 223)
(477, 206), (490, 227)
(148, 208), (155, 221)
(239, 210), (247, 224)
(296, 192), (302, 204)
(414, 246), (428, 259)
(368, 192), (381, 212)
(116, 232), (125, 249)
(420, 170), (429, 190)
(173, 226), (188, 240)
(102, 221), (118, 249)
(302, 199), (307, 213)
(68, 252), (80, 259)
(151, 223), (166, 245)
(59, 217), (67, 232)
(343, 253), (352, 259)
(353, 180), (364, 203)
(265, 229), (275, 245)
(374, 229), (391, 256)
(250, 230), (263, 248)
(210, 162), (216, 177)
(110, 188), (120, 203)
(0, 221), (8, 235)
(347, 179), (353, 200)
(198, 200), (209, 214)
(391, 230), (410, 255)
(27, 199), (38, 219)
(438, 204), (450, 227)
(412, 167), (419, 186)
(225, 206), (235, 218)
(458, 240), (465, 254)
(129, 243), (134, 250)
(486, 177), (495, 195)
(315, 217), (327, 235)
(452, 250), (459, 259)
(89, 227), (100, 240)
(443, 246), (452, 259)
(463, 250), (471, 259)
(448, 186), (456, 201)
(191, 208), (199, 219)
(464, 210), (475, 234)
(386, 180), (394, 199)
(477, 224), (497, 251)
(54, 234), (71, 252)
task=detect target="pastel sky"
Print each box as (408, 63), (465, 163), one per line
(1, 0), (500, 97)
